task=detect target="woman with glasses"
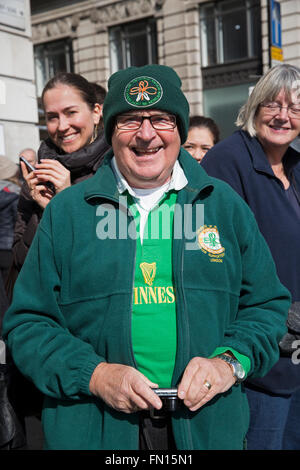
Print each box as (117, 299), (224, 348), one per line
(202, 63), (300, 450)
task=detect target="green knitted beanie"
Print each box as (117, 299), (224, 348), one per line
(103, 64), (190, 144)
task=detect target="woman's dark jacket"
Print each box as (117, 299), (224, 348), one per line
(7, 133), (110, 299)
(0, 183), (19, 252)
(202, 129), (300, 394)
(0, 182), (19, 324)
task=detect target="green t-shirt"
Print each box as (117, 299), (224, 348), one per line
(130, 191), (178, 387)
(129, 189), (251, 386)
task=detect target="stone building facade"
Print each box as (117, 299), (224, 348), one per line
(30, 0), (300, 139)
(0, 0), (39, 162)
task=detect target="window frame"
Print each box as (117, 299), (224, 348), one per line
(34, 38), (74, 97)
(200, 0), (261, 68)
(109, 17), (158, 73)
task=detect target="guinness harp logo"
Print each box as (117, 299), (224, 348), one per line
(140, 262), (157, 286)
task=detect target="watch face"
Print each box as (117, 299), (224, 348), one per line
(234, 362), (246, 380)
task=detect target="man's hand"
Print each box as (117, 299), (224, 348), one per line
(177, 356), (236, 412)
(89, 363), (163, 414)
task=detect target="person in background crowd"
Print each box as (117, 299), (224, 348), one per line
(0, 156), (21, 284)
(3, 64), (290, 450)
(0, 156), (25, 450)
(4, 72), (110, 449)
(183, 115), (220, 163)
(89, 82), (107, 106)
(18, 148), (37, 183)
(19, 148), (37, 168)
(201, 63), (300, 450)
(89, 83), (107, 131)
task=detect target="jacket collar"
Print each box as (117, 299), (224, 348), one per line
(239, 130), (300, 178)
(111, 157), (188, 196)
(84, 147), (214, 204)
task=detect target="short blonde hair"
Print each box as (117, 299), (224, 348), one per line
(236, 63), (300, 137)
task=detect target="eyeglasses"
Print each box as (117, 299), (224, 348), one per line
(260, 102), (300, 119)
(116, 114), (177, 131)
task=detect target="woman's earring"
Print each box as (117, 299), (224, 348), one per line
(92, 123), (99, 142)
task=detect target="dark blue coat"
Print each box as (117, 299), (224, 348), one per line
(202, 130), (300, 394)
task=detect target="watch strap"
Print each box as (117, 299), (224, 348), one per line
(216, 354), (245, 384)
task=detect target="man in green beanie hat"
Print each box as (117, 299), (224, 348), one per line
(3, 64), (290, 451)
(103, 64), (190, 145)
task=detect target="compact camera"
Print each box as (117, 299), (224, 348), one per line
(152, 388), (180, 412)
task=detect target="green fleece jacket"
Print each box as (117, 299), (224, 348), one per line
(3, 149), (290, 450)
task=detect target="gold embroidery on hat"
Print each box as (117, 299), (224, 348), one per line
(129, 80), (157, 102)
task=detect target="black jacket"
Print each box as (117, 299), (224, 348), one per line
(7, 133), (110, 299)
(202, 129), (300, 394)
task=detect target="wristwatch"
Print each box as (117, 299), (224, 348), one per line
(216, 354), (246, 384)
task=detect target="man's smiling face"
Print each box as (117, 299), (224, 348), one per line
(111, 110), (181, 189)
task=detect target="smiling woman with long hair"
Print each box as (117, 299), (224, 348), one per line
(4, 73), (110, 448)
(8, 73), (110, 289)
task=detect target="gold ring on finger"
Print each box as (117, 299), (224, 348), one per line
(204, 380), (212, 390)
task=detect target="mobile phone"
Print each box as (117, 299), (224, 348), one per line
(20, 155), (35, 172)
(20, 155), (56, 194)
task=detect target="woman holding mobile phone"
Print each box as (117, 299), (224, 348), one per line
(9, 73), (110, 292)
(5, 73), (110, 449)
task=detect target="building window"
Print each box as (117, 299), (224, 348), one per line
(109, 19), (157, 73)
(34, 39), (73, 97)
(200, 0), (261, 67)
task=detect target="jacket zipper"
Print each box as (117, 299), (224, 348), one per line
(127, 206), (138, 369)
(172, 198), (194, 450)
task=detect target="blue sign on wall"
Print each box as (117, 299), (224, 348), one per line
(270, 0), (282, 48)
